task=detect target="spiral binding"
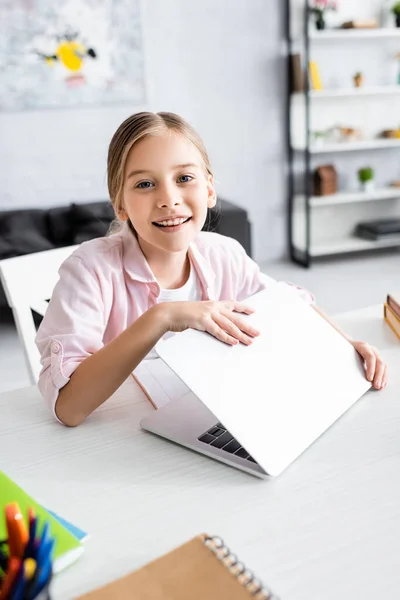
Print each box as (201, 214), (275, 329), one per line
(203, 535), (280, 600)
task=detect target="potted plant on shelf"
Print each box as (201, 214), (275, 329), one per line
(358, 167), (375, 192)
(353, 72), (364, 88)
(392, 2), (400, 27)
(312, 130), (326, 148)
(310, 0), (338, 31)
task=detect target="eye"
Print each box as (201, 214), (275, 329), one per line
(136, 180), (154, 189)
(178, 175), (193, 183)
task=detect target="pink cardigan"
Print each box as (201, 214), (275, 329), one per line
(36, 224), (314, 415)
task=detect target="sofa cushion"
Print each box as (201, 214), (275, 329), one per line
(0, 210), (54, 259)
(70, 201), (115, 244)
(47, 206), (74, 247)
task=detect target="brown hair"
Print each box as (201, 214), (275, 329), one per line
(107, 112), (213, 224)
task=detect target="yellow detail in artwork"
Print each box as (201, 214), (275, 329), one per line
(56, 41), (86, 71)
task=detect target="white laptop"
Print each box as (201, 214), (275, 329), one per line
(140, 283), (371, 478)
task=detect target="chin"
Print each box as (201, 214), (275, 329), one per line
(154, 224), (201, 251)
(157, 237), (194, 254)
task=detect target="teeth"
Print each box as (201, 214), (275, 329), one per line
(157, 217), (188, 227)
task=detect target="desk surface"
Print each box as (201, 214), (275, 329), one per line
(1, 305), (399, 600)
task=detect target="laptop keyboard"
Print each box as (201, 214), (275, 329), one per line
(198, 423), (257, 464)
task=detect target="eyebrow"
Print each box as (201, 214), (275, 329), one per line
(126, 163), (200, 180)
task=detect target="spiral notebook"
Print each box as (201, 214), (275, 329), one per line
(76, 534), (277, 600)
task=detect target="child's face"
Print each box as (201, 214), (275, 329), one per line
(121, 132), (215, 255)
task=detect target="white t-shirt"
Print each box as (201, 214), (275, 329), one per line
(146, 262), (202, 359)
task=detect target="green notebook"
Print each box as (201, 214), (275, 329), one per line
(0, 471), (84, 573)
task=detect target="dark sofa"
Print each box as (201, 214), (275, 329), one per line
(0, 199), (252, 306)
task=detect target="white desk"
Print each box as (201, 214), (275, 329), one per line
(1, 305), (399, 600)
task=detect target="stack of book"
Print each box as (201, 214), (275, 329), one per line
(355, 219), (400, 242)
(384, 293), (400, 339)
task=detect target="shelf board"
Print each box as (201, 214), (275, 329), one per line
(294, 86), (400, 99)
(295, 188), (400, 208)
(309, 28), (400, 41)
(295, 236), (400, 257)
(294, 139), (400, 154)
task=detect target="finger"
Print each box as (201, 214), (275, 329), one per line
(224, 312), (260, 338)
(205, 319), (239, 346)
(373, 357), (386, 390)
(214, 314), (254, 346)
(231, 301), (255, 315)
(383, 365), (388, 387)
(381, 365), (388, 389)
(360, 347), (376, 382)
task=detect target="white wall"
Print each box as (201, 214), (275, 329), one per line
(0, 0), (287, 262)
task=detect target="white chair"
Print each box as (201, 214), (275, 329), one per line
(0, 245), (78, 384)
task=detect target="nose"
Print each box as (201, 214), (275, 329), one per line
(156, 182), (183, 209)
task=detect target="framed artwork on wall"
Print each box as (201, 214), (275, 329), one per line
(0, 0), (145, 111)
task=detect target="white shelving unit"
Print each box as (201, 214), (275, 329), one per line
(294, 86), (400, 99)
(287, 1), (400, 266)
(309, 28), (400, 40)
(294, 139), (400, 153)
(295, 236), (400, 257)
(296, 187), (400, 208)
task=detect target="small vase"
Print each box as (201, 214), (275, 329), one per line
(314, 137), (324, 149)
(361, 180), (374, 193)
(396, 14), (400, 28)
(315, 15), (325, 30)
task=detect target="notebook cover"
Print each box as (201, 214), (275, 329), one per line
(387, 293), (400, 320)
(384, 303), (400, 340)
(0, 471), (84, 573)
(45, 509), (89, 543)
(76, 536), (255, 600)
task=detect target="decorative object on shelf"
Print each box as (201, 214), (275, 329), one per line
(355, 218), (400, 240)
(353, 72), (364, 88)
(290, 53), (305, 92)
(308, 61), (323, 90)
(313, 164), (338, 196)
(391, 180), (400, 187)
(381, 0), (394, 27)
(341, 19), (379, 29)
(381, 127), (400, 138)
(309, 0), (338, 31)
(392, 2), (400, 27)
(358, 167), (375, 192)
(396, 52), (400, 84)
(327, 125), (363, 143)
(312, 130), (327, 148)
(339, 126), (363, 142)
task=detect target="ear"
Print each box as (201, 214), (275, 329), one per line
(206, 174), (216, 209)
(117, 206), (128, 221)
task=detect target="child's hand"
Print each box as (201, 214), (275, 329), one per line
(161, 300), (260, 346)
(351, 341), (387, 390)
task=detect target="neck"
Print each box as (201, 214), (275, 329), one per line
(138, 238), (190, 289)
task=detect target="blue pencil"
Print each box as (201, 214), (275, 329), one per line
(26, 559), (52, 600)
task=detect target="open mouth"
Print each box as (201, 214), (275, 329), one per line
(153, 216), (192, 228)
